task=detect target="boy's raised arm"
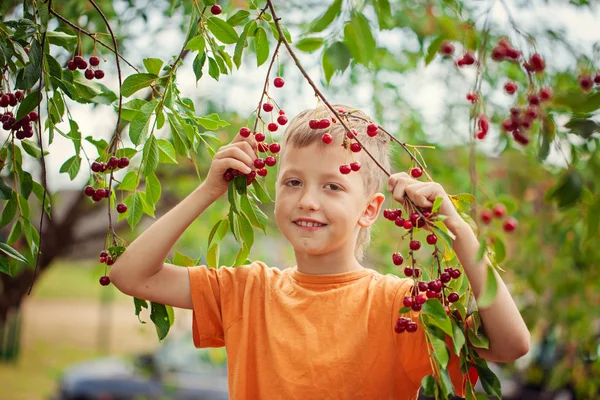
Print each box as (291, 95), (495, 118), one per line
(109, 134), (258, 309)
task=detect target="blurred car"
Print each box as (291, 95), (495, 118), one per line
(52, 332), (229, 400)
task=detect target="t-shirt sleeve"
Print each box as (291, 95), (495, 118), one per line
(188, 263), (253, 348)
(392, 280), (477, 398)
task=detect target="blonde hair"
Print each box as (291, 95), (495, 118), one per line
(279, 104), (391, 261)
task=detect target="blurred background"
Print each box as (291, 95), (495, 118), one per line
(1, 0), (599, 399)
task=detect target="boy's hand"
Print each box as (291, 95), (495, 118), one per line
(387, 172), (463, 230)
(203, 133), (258, 199)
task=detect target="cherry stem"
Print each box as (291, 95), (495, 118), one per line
(49, 9), (140, 73)
(253, 40), (282, 135)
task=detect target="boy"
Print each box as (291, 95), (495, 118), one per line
(109, 104), (530, 399)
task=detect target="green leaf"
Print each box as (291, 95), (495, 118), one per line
(145, 172), (161, 205)
(322, 42), (351, 83)
(374, 0), (394, 30)
(207, 243), (220, 269)
(233, 28), (249, 69)
(142, 135), (159, 176)
(449, 193), (475, 213)
(438, 369), (455, 399)
(143, 58), (164, 75)
(564, 117), (599, 139)
(46, 31), (77, 49)
(196, 113), (230, 130)
(0, 198), (16, 227)
(422, 300), (453, 336)
(120, 99), (148, 121)
(157, 139), (177, 164)
(227, 10), (250, 26)
(0, 178), (12, 200)
(474, 363), (501, 398)
(295, 37), (324, 52)
(586, 195), (600, 242)
(545, 170), (583, 208)
(539, 115), (555, 161)
(59, 155), (81, 180)
(20, 171), (32, 199)
(233, 243), (250, 266)
(150, 302), (173, 341)
(16, 91), (42, 122)
(491, 234), (506, 264)
(20, 139), (43, 158)
(208, 57), (220, 80)
(551, 90), (600, 114)
(237, 208), (254, 248)
(207, 16), (239, 44)
(228, 182), (239, 213)
(31, 181), (50, 217)
(343, 14), (376, 67)
(255, 27), (269, 67)
(192, 52), (206, 83)
(451, 320), (466, 355)
(185, 35), (206, 54)
(468, 328), (490, 349)
(309, 0), (342, 33)
(167, 112), (191, 156)
(0, 256), (10, 276)
(431, 223), (454, 251)
(119, 171), (140, 191)
(173, 250), (196, 267)
(477, 265), (498, 308)
(0, 242), (31, 265)
(431, 196), (444, 214)
(429, 334), (449, 368)
(129, 100), (158, 146)
(127, 192), (144, 230)
(7, 220), (22, 245)
(420, 375), (438, 397)
(133, 297), (148, 323)
(268, 22), (292, 43)
(251, 178), (273, 203)
(121, 73), (158, 97)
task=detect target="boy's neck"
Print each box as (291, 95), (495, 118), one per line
(293, 250), (364, 275)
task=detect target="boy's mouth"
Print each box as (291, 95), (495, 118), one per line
(293, 220), (327, 229)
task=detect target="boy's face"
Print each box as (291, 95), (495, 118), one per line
(274, 141), (383, 258)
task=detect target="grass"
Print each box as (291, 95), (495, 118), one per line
(31, 258), (130, 303)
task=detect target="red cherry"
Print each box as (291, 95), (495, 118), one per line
(255, 132), (266, 142)
(318, 119), (331, 129)
(403, 296), (413, 308)
(257, 168), (268, 177)
(274, 77), (285, 88)
(269, 143), (281, 153)
(246, 171), (256, 185)
(67, 60), (77, 71)
(450, 269), (461, 279)
(279, 110), (286, 115)
(268, 123), (278, 132)
(254, 158), (265, 169)
(99, 250), (109, 258)
(426, 234), (437, 245)
(418, 281), (428, 292)
(106, 257), (115, 266)
(594, 73), (600, 85)
(440, 41), (454, 56)
(504, 82), (517, 95)
(539, 87), (553, 101)
(91, 162), (103, 173)
(210, 4), (222, 15)
(239, 127), (251, 137)
(99, 276), (111, 286)
(108, 156), (119, 169)
(492, 203), (506, 218)
(579, 75), (593, 92)
(277, 115), (288, 125)
(366, 124), (378, 136)
(263, 103), (274, 112)
(481, 209), (493, 224)
(409, 240), (421, 251)
(350, 161), (361, 171)
(346, 129), (357, 139)
(395, 217), (405, 227)
(350, 142), (361, 152)
(512, 129), (530, 145)
(528, 94), (541, 106)
(415, 293), (427, 304)
(84, 185), (95, 196)
(116, 203), (127, 213)
(503, 216), (518, 232)
(85, 69), (95, 80)
(77, 60), (88, 70)
(392, 252), (404, 266)
(440, 272), (451, 283)
(265, 156), (276, 167)
(74, 55), (84, 65)
(403, 219), (413, 230)
(94, 70), (105, 79)
(321, 133), (333, 144)
(529, 53), (545, 72)
(426, 290), (438, 299)
(403, 267), (413, 277)
(224, 170), (234, 181)
(89, 56), (100, 66)
(118, 157), (130, 168)
(410, 168), (423, 178)
(339, 164), (351, 174)
(478, 116), (489, 133)
(448, 292), (459, 303)
(406, 322), (418, 333)
(28, 111), (38, 121)
(309, 119), (320, 129)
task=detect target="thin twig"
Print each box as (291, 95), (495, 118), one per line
(253, 40), (282, 134)
(49, 9), (139, 73)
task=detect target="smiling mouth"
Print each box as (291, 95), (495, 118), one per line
(294, 221), (327, 228)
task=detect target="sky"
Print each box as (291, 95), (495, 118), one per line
(15, 0), (600, 192)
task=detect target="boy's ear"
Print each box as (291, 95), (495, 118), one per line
(358, 192), (385, 228)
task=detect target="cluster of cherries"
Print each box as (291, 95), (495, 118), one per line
(309, 110), (382, 174)
(86, 156), (129, 213)
(224, 78), (286, 183)
(1, 90), (39, 140)
(67, 55), (105, 80)
(578, 72), (600, 92)
(98, 250), (114, 286)
(480, 203), (518, 232)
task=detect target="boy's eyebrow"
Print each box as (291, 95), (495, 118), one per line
(280, 168), (350, 182)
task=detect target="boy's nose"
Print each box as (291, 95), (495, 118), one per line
(297, 188), (320, 211)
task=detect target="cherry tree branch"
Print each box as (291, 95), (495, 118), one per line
(49, 9), (140, 73)
(253, 40), (282, 134)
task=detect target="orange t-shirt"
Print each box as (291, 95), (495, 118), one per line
(188, 261), (473, 399)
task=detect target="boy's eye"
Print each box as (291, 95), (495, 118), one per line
(287, 179), (301, 186)
(325, 183), (342, 191)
